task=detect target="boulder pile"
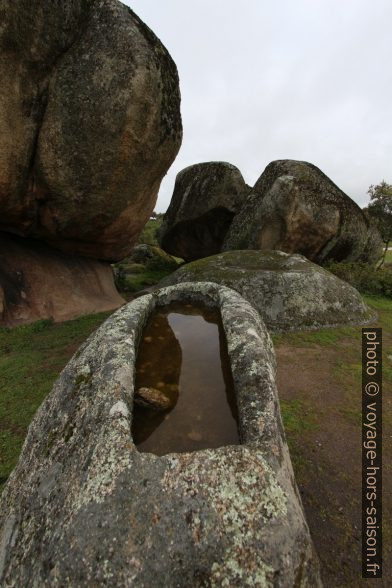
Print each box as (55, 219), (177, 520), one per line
(160, 160), (382, 264)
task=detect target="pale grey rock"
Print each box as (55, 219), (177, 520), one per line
(0, 282), (321, 586)
(159, 250), (375, 333)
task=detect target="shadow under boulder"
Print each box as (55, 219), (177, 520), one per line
(161, 206), (236, 261)
(159, 162), (250, 261)
(0, 233), (124, 326)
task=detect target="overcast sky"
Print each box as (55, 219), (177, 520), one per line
(127, 0), (392, 212)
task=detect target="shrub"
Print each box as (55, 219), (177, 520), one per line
(324, 261), (392, 298)
(137, 218), (163, 246)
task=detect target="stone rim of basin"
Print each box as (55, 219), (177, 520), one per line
(0, 281), (322, 586)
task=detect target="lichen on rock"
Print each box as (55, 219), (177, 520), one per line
(159, 162), (250, 261)
(0, 282), (321, 586)
(159, 250), (375, 333)
(0, 0), (183, 325)
(223, 160), (382, 264)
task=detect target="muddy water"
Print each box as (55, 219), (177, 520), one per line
(132, 303), (239, 455)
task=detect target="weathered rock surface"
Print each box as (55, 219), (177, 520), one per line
(223, 160), (382, 264)
(130, 244), (179, 270)
(159, 250), (375, 332)
(0, 282), (321, 586)
(0, 232), (124, 326)
(159, 162), (249, 261)
(0, 0), (182, 261)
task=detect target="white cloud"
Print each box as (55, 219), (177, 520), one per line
(126, 0), (392, 211)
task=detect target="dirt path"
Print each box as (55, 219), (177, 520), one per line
(275, 341), (391, 587)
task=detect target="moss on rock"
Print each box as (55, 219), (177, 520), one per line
(159, 250), (375, 333)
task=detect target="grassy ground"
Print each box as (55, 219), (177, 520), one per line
(115, 266), (174, 293)
(274, 294), (392, 453)
(137, 217), (162, 246)
(274, 294), (391, 586)
(0, 313), (111, 490)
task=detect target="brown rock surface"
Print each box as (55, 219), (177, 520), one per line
(223, 160), (382, 264)
(0, 0), (182, 261)
(134, 387), (175, 411)
(0, 233), (124, 326)
(159, 162), (249, 261)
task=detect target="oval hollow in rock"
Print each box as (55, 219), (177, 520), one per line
(0, 282), (322, 586)
(132, 302), (239, 455)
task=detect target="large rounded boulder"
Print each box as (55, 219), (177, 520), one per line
(223, 160), (382, 264)
(0, 0), (182, 261)
(159, 250), (374, 332)
(0, 0), (182, 325)
(159, 162), (249, 261)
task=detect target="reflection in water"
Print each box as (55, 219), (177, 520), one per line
(132, 303), (239, 455)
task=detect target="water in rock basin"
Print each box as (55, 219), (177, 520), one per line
(132, 302), (239, 454)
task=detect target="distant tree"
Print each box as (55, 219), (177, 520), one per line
(149, 211), (164, 220)
(366, 181), (392, 267)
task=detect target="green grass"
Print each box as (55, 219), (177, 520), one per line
(137, 218), (163, 246)
(279, 396), (319, 474)
(0, 313), (110, 492)
(275, 295), (392, 431)
(280, 398), (319, 434)
(273, 295), (391, 348)
(272, 325), (357, 347)
(117, 267), (173, 292)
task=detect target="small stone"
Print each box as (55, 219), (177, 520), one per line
(134, 387), (175, 411)
(187, 431), (202, 442)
